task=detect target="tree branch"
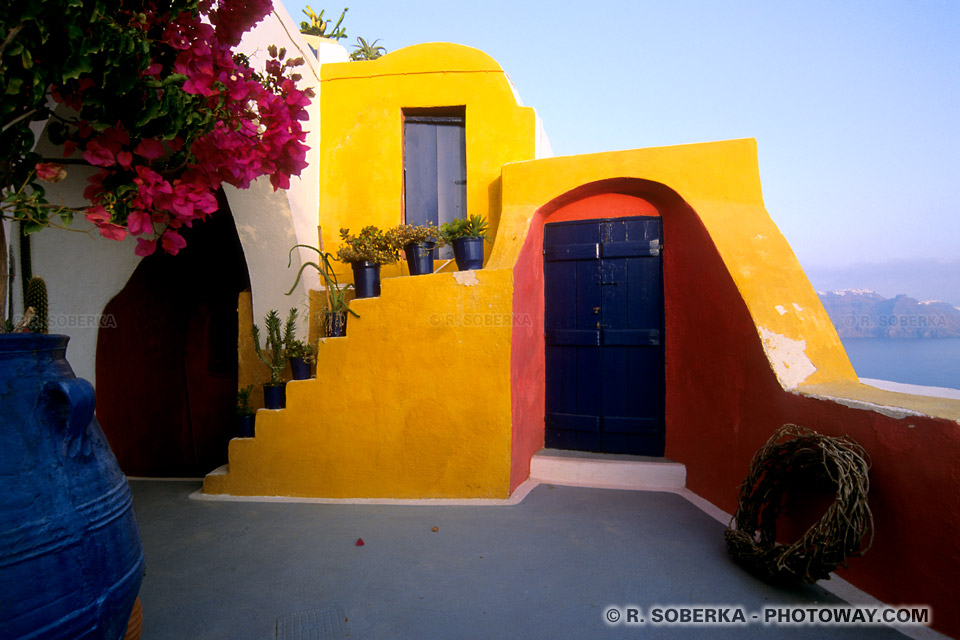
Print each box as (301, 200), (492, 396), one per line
(0, 24), (24, 58)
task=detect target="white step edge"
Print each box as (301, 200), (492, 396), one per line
(530, 453), (686, 490)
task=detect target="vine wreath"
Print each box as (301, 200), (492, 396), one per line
(724, 424), (874, 583)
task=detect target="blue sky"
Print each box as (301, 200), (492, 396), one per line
(281, 0), (959, 277)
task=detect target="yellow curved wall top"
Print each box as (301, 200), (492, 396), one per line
(491, 138), (858, 388)
(318, 42), (537, 281)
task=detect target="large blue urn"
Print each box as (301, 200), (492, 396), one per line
(0, 334), (144, 639)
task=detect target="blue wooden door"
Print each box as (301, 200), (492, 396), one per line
(544, 217), (664, 455)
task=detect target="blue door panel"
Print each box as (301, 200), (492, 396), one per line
(403, 123), (439, 227)
(544, 216), (664, 456)
(602, 330), (660, 345)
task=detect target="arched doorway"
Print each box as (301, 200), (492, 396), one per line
(96, 197), (251, 477)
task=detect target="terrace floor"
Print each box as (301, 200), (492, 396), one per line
(129, 474), (931, 640)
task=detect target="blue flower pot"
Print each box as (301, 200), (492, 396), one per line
(289, 357), (311, 380)
(263, 383), (286, 410)
(237, 414), (256, 438)
(0, 333), (144, 640)
(452, 237), (484, 270)
(404, 241), (436, 275)
(325, 310), (347, 337)
(352, 261), (381, 298)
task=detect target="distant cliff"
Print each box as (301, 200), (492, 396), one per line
(818, 290), (960, 338)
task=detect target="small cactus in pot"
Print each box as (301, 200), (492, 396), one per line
(24, 276), (48, 333)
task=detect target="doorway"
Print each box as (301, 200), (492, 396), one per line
(96, 204), (250, 476)
(543, 216), (664, 455)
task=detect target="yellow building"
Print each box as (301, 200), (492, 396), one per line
(202, 44), (960, 635)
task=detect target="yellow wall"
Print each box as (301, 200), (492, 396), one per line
(211, 47), (959, 500)
(317, 43), (537, 282)
(206, 43), (538, 498)
(491, 139), (858, 389)
(205, 270), (515, 498)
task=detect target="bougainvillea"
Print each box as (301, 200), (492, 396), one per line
(0, 0), (313, 259)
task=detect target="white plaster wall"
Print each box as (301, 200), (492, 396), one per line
(16, 6), (349, 385)
(26, 165), (142, 384)
(235, 6), (350, 325)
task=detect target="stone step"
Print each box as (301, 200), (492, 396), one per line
(530, 449), (686, 490)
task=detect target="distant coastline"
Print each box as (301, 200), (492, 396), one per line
(819, 290), (960, 339)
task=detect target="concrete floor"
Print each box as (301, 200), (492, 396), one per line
(130, 480), (910, 640)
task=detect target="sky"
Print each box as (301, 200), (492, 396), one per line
(281, 0), (959, 296)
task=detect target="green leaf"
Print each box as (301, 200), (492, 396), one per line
(5, 78), (24, 95)
(23, 220), (46, 235)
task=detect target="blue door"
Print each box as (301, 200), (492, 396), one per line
(544, 217), (664, 455)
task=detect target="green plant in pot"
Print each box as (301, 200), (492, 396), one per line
(387, 223), (446, 276)
(252, 310), (287, 410)
(235, 385), (256, 437)
(441, 215), (490, 271)
(287, 244), (359, 337)
(299, 6), (348, 39)
(337, 226), (399, 298)
(349, 36), (387, 61)
(282, 308), (315, 380)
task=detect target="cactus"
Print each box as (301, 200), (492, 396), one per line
(24, 276), (48, 333)
(252, 309), (285, 384)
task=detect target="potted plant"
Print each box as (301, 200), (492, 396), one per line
(337, 226), (399, 298)
(349, 36), (387, 61)
(287, 245), (360, 337)
(235, 385), (256, 437)
(388, 223), (446, 276)
(252, 309), (287, 410)
(283, 308), (315, 380)
(299, 6), (348, 39)
(441, 214), (490, 271)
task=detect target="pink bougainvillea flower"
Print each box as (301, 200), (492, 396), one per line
(127, 210), (153, 235)
(209, 0), (272, 46)
(97, 223), (128, 241)
(135, 238), (157, 257)
(134, 139), (165, 159)
(83, 171), (109, 202)
(39, 0), (313, 258)
(85, 205), (112, 224)
(35, 163), (67, 183)
(161, 229), (188, 255)
(82, 140), (117, 167)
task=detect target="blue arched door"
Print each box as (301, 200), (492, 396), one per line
(544, 216), (664, 455)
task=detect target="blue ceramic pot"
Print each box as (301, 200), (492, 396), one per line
(0, 333), (144, 640)
(403, 241), (436, 275)
(351, 261), (381, 298)
(289, 357), (311, 380)
(237, 414), (256, 438)
(325, 310), (347, 337)
(263, 383), (286, 409)
(452, 237), (484, 270)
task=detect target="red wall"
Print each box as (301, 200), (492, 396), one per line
(510, 178), (960, 638)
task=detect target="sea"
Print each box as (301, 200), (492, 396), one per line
(841, 338), (960, 392)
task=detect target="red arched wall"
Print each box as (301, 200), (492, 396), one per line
(510, 179), (960, 638)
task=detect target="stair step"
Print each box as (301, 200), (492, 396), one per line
(530, 449), (686, 490)
(206, 464), (229, 477)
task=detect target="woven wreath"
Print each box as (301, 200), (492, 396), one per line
(724, 424), (874, 583)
